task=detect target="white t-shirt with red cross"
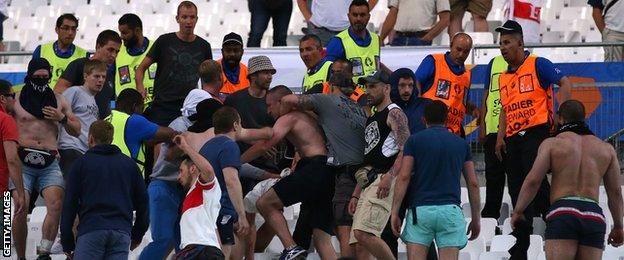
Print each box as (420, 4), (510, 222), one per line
(179, 177), (222, 249)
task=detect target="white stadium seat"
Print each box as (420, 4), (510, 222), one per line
(490, 235), (516, 252)
(460, 236), (486, 260)
(481, 218), (499, 246)
(528, 235), (544, 259)
(479, 251), (511, 260)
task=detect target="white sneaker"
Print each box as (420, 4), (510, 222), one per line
(49, 239), (63, 254)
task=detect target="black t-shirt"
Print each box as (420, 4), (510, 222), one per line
(60, 57), (114, 119)
(148, 33), (212, 105)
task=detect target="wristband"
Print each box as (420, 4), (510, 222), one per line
(59, 115), (68, 124)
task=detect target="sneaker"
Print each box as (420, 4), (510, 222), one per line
(279, 245), (306, 260)
(35, 254), (51, 260)
(280, 168), (292, 178)
(50, 239), (64, 254)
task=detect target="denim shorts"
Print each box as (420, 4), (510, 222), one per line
(9, 159), (65, 193)
(401, 204), (467, 249)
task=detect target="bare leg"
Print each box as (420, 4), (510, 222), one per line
(231, 235), (245, 260)
(353, 230), (394, 260)
(449, 12), (465, 38)
(575, 245), (602, 260)
(237, 212), (257, 260)
(12, 190), (30, 258)
(355, 243), (373, 260)
(438, 247), (459, 260)
(221, 245), (232, 259)
(406, 243), (429, 260)
(312, 229), (337, 260)
(41, 186), (63, 248)
(256, 189), (296, 248)
(336, 226), (355, 257)
(472, 13), (488, 32)
(545, 239), (578, 260)
(254, 223), (276, 252)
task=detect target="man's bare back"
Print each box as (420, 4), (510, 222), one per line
(276, 111), (326, 158)
(546, 132), (618, 203)
(14, 92), (68, 150)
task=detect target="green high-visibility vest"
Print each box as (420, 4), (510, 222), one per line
(485, 55), (508, 135)
(115, 40), (157, 106)
(105, 110), (146, 175)
(40, 42), (87, 88)
(336, 29), (380, 87)
(302, 60), (332, 92)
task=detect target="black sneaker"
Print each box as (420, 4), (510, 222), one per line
(36, 254), (52, 260)
(279, 245), (306, 260)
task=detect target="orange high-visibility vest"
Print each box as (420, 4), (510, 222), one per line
(219, 60), (250, 94)
(499, 56), (554, 137)
(421, 53), (471, 135)
(321, 82), (365, 102)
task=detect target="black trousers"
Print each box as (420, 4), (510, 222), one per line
(504, 125), (551, 259)
(481, 134), (507, 220)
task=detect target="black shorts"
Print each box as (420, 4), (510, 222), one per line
(545, 198), (606, 249)
(174, 245), (225, 260)
(273, 155), (335, 234)
(332, 164), (359, 226)
(217, 214), (236, 245)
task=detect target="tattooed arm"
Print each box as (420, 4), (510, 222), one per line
(280, 94), (316, 113)
(386, 107), (411, 177)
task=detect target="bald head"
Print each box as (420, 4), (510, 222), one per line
(449, 33), (473, 66)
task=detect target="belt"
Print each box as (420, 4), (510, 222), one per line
(396, 30), (429, 37)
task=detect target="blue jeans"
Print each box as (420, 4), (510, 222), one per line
(247, 0), (292, 47)
(139, 180), (184, 259)
(391, 35), (432, 46)
(74, 230), (130, 260)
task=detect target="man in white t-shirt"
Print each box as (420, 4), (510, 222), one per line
(173, 134), (224, 260)
(297, 0), (379, 44)
(183, 60), (224, 118)
(380, 0), (450, 46)
(503, 0), (542, 43)
(589, 0), (624, 61)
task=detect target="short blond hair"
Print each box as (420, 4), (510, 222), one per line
(199, 59), (222, 85)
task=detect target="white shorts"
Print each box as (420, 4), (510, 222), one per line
(244, 178), (279, 213)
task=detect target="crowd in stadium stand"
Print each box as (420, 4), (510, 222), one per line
(0, 0), (623, 260)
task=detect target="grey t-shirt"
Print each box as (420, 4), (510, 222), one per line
(309, 94), (366, 166)
(59, 86), (99, 153)
(150, 116), (192, 181)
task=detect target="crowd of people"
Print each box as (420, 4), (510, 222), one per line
(0, 0), (623, 260)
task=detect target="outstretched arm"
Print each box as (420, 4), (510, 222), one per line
(240, 117), (292, 163)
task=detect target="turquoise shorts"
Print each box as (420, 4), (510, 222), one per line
(401, 204), (467, 249)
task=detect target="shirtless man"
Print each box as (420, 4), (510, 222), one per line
(10, 58), (80, 259)
(244, 85), (337, 260)
(511, 100), (624, 260)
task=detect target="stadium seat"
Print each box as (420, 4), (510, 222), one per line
(266, 236), (284, 254)
(98, 14), (122, 30)
(11, 0), (48, 9)
(536, 250), (547, 260)
(565, 0), (588, 6)
(490, 235), (516, 252)
(50, 0), (83, 6)
(533, 217), (546, 237)
(559, 7), (591, 21)
(545, 0), (566, 10)
(479, 251), (511, 260)
(481, 218), (499, 246)
(459, 251), (472, 260)
(460, 236), (486, 260)
(603, 249), (624, 260)
(466, 32), (495, 45)
(528, 235), (544, 259)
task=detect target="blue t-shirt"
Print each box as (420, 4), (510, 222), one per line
(483, 52), (565, 91)
(415, 53), (467, 94)
(124, 114), (159, 159)
(32, 41), (81, 59)
(403, 126), (472, 207)
(325, 27), (372, 62)
(199, 135), (242, 217)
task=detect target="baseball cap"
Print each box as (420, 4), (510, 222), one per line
(187, 99), (223, 133)
(222, 32), (243, 46)
(357, 70), (390, 85)
(495, 20), (523, 35)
